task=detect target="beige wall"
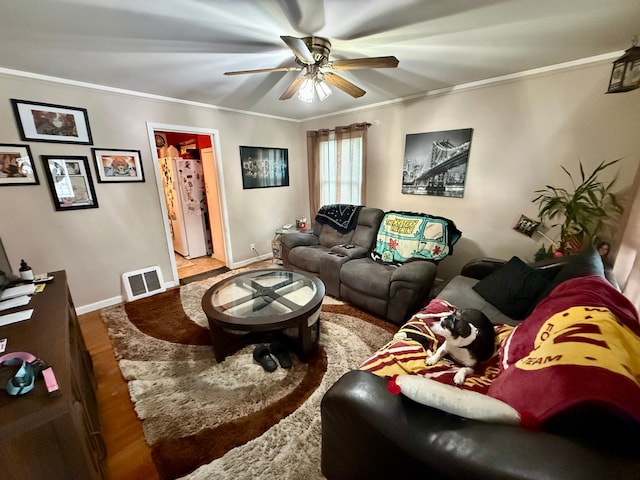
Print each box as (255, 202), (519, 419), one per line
(302, 60), (640, 279)
(0, 73), (306, 311)
(1, 58), (638, 312)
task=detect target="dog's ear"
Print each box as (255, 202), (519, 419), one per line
(464, 309), (491, 328)
(454, 312), (472, 338)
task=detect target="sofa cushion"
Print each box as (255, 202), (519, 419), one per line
(472, 256), (550, 320)
(317, 223), (354, 248)
(288, 245), (330, 274)
(371, 211), (461, 265)
(340, 258), (394, 298)
(536, 245), (605, 301)
(350, 207), (385, 250)
(437, 276), (519, 326)
(315, 204), (363, 234)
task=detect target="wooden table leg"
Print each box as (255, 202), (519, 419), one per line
(208, 322), (227, 363)
(298, 310), (320, 360)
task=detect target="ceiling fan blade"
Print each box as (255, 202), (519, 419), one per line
(280, 36), (315, 64)
(279, 75), (306, 100)
(324, 72), (366, 98)
(331, 56), (399, 70)
(224, 66), (301, 76)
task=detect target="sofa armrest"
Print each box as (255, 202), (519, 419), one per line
(280, 232), (319, 250)
(321, 370), (436, 479)
(391, 259), (437, 283)
(386, 260), (438, 323)
(321, 371), (640, 480)
(330, 244), (368, 259)
(461, 255), (572, 280)
(460, 257), (508, 279)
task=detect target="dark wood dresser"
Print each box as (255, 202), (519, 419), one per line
(0, 271), (107, 479)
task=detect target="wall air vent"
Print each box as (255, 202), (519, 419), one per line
(122, 266), (166, 301)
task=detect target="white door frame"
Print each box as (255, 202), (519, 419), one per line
(146, 122), (232, 285)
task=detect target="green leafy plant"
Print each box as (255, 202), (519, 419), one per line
(532, 159), (624, 253)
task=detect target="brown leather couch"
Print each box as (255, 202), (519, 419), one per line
(281, 206), (439, 324)
(321, 248), (640, 479)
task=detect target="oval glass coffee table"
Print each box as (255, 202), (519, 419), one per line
(201, 269), (325, 362)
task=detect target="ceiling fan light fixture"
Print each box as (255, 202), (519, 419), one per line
(298, 77), (315, 103)
(315, 79), (332, 101)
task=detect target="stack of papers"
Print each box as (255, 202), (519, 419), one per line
(0, 295), (31, 312)
(0, 309), (33, 326)
(0, 283), (36, 300)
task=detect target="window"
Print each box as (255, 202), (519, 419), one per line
(318, 132), (363, 205)
(307, 123), (369, 214)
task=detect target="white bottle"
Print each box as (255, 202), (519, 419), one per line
(19, 259), (34, 281)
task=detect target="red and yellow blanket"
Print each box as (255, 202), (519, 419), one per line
(488, 275), (640, 424)
(361, 275), (640, 426)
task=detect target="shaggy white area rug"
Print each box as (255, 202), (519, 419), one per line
(100, 262), (394, 479)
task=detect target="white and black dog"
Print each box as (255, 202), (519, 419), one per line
(425, 308), (496, 385)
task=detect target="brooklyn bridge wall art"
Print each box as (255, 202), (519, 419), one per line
(402, 128), (473, 198)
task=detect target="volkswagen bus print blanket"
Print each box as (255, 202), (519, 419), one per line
(371, 211), (461, 264)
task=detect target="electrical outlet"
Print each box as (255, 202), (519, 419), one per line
(250, 243), (255, 250)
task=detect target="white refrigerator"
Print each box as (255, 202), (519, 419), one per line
(160, 157), (209, 259)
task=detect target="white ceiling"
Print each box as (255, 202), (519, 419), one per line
(2, 0), (639, 121)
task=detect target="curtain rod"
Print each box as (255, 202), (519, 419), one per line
(307, 122), (372, 134)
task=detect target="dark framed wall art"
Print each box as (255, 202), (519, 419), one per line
(401, 128), (473, 198)
(41, 155), (98, 211)
(0, 144), (39, 186)
(91, 148), (145, 183)
(11, 99), (93, 145)
(239, 146), (289, 189)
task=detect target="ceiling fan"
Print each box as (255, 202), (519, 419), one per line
(224, 36), (399, 101)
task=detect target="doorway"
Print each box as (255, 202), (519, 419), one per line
(147, 123), (230, 283)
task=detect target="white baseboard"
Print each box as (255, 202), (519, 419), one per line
(75, 261), (274, 315)
(76, 295), (122, 315)
(230, 253), (274, 269)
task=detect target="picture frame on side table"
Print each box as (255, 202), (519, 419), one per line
(10, 99), (93, 145)
(0, 144), (39, 186)
(91, 148), (145, 183)
(239, 146), (289, 189)
(42, 155), (99, 211)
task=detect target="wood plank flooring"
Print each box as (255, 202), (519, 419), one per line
(76, 255), (227, 479)
(176, 253), (226, 280)
(79, 309), (160, 480)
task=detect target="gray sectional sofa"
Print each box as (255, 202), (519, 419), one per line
(280, 205), (459, 324)
(321, 246), (640, 479)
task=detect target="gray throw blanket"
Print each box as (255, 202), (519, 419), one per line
(315, 204), (363, 234)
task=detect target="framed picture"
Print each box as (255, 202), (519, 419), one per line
(401, 128), (473, 198)
(10, 99), (93, 145)
(513, 214), (541, 237)
(91, 148), (145, 183)
(239, 146), (289, 189)
(41, 155), (98, 211)
(0, 144), (39, 186)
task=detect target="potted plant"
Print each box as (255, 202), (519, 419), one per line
(532, 159), (624, 255)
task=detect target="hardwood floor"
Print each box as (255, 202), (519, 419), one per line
(176, 253), (226, 279)
(76, 254), (227, 479)
(79, 309), (160, 479)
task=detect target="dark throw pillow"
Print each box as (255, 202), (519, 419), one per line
(541, 245), (605, 296)
(472, 256), (550, 320)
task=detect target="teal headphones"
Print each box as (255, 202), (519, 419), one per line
(2, 357), (35, 396)
(0, 352), (58, 397)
